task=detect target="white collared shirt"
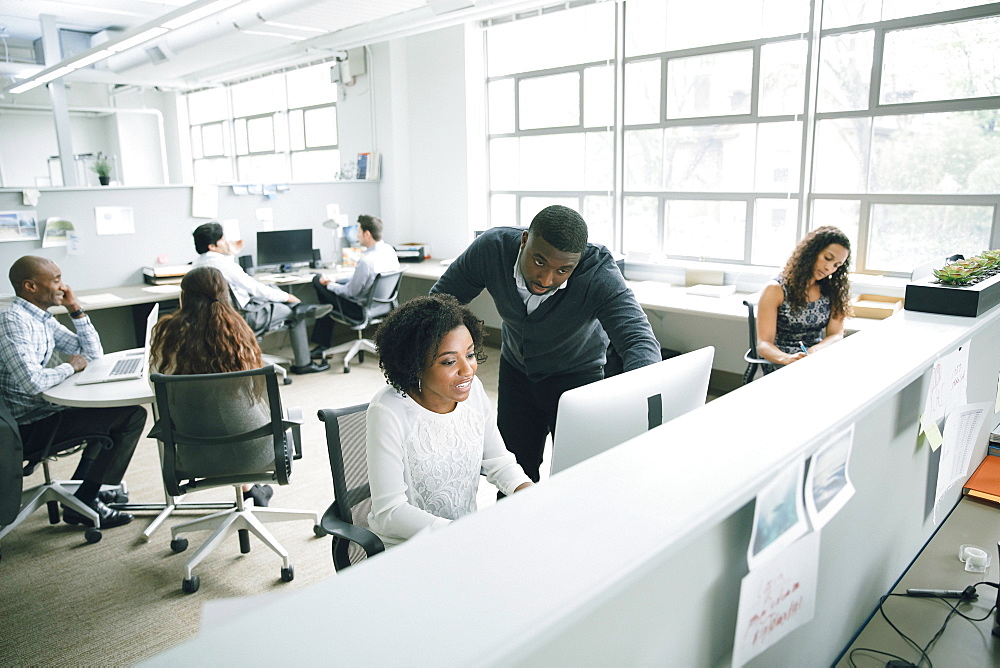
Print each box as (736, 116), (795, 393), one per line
(513, 247), (569, 315)
(193, 251), (289, 307)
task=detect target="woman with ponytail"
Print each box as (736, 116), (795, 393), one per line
(149, 265), (274, 506)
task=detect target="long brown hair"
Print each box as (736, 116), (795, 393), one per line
(780, 226), (853, 319)
(150, 266), (263, 375)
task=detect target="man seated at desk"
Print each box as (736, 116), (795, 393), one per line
(0, 256), (144, 529)
(192, 222), (329, 375)
(309, 214), (400, 357)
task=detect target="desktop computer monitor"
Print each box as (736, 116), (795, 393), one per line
(549, 346), (715, 475)
(256, 229), (313, 270)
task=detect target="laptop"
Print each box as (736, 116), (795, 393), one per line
(75, 303), (159, 385)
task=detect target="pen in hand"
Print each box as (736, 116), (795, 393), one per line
(798, 341), (809, 355)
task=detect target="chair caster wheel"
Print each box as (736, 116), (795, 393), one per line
(84, 527), (102, 544)
(171, 537), (189, 552)
(283, 377), (292, 385)
(281, 566), (294, 582)
(343, 366), (350, 373)
(312, 524), (326, 537)
(182, 576), (200, 594)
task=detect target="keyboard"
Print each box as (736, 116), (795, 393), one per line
(110, 355), (143, 376)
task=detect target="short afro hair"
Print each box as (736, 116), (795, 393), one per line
(528, 205), (588, 254)
(373, 294), (487, 395)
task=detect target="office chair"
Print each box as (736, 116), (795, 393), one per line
(320, 271), (403, 373)
(742, 299), (771, 384)
(0, 397), (122, 555)
(229, 289), (292, 385)
(318, 404), (384, 571)
(149, 366), (322, 593)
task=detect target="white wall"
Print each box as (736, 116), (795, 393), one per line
(376, 25), (473, 261)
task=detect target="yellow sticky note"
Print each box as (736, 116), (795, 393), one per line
(921, 414), (943, 451)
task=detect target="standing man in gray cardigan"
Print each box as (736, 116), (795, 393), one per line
(431, 205), (661, 482)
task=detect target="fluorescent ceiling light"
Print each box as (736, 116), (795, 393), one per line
(70, 49), (114, 69)
(10, 79), (45, 94)
(239, 30), (309, 41)
(161, 0), (243, 29)
(107, 27), (169, 53)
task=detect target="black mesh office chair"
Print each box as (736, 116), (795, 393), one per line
(229, 288), (293, 385)
(0, 396), (120, 553)
(318, 404), (384, 571)
(149, 366), (322, 593)
(320, 271), (403, 373)
(742, 299), (771, 384)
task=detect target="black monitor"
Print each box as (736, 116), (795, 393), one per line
(256, 229), (313, 270)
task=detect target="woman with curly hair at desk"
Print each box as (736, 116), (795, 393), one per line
(366, 294), (532, 546)
(148, 265), (274, 506)
(756, 226), (852, 373)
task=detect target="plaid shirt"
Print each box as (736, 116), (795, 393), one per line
(0, 297), (103, 424)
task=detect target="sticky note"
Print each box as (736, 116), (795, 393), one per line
(921, 413), (943, 451)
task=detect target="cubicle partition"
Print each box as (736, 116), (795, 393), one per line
(148, 305), (1000, 665)
(0, 183), (380, 293)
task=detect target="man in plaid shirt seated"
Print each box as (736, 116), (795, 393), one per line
(0, 256), (144, 530)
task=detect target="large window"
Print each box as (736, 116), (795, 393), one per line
(484, 0), (1000, 276)
(186, 62), (340, 184)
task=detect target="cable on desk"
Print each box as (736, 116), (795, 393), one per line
(847, 582), (999, 668)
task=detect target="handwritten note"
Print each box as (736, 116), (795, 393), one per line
(733, 532), (820, 666)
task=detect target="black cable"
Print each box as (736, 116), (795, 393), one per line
(846, 582), (1000, 668)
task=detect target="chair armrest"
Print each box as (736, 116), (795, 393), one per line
(320, 505), (385, 558)
(283, 406), (304, 459)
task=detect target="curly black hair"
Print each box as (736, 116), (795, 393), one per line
(780, 225), (853, 319)
(373, 294), (487, 395)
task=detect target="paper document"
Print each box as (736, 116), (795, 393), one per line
(804, 425), (855, 530)
(685, 283), (737, 297)
(77, 293), (124, 305)
(142, 285), (181, 294)
(934, 402), (991, 521)
(733, 532), (820, 666)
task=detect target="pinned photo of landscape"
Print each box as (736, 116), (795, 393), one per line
(804, 425), (856, 530)
(0, 210), (39, 242)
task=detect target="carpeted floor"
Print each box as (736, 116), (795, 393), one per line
(0, 334), (504, 667)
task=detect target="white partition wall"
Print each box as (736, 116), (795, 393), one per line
(148, 305), (1000, 666)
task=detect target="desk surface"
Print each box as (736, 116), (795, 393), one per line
(836, 497), (1000, 667)
(42, 349), (155, 408)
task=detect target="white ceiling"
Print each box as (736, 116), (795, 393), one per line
(0, 0), (510, 90)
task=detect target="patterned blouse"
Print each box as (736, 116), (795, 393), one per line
(773, 276), (831, 356)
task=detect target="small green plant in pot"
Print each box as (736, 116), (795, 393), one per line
(92, 153), (112, 185)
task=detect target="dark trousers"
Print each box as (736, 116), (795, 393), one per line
(311, 275), (365, 348)
(497, 356), (604, 482)
(19, 405), (146, 486)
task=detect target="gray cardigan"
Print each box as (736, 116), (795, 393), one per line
(431, 227), (661, 382)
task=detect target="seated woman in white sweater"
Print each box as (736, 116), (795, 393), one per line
(367, 294), (532, 546)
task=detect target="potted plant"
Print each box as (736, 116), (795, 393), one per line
(92, 153), (112, 185)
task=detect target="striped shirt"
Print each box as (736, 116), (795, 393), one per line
(0, 297), (102, 424)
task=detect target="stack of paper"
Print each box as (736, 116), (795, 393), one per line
(685, 283), (737, 298)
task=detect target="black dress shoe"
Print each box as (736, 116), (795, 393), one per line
(291, 361), (330, 374)
(63, 498), (134, 529)
(309, 345), (327, 359)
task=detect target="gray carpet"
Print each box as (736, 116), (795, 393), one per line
(0, 338), (504, 666)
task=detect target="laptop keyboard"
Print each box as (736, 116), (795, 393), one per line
(110, 356), (142, 376)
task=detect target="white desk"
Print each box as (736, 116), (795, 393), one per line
(42, 350), (155, 408)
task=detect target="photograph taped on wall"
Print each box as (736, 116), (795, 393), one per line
(0, 210), (39, 242)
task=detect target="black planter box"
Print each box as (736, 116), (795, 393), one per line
(904, 271), (1000, 317)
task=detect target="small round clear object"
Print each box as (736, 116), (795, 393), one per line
(959, 544), (990, 572)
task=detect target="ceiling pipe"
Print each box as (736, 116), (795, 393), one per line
(101, 0), (316, 73)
